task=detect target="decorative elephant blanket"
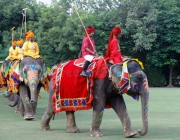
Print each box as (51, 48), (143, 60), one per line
(52, 56), (108, 113)
(0, 70), (6, 91)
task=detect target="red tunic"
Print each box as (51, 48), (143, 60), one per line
(81, 37), (95, 57)
(108, 38), (122, 64)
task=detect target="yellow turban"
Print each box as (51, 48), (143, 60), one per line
(17, 39), (24, 45)
(26, 30), (34, 39)
(24, 30), (31, 40)
(11, 40), (16, 47)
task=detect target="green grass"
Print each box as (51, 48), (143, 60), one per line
(0, 88), (180, 140)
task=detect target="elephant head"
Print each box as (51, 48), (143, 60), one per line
(109, 60), (149, 136)
(20, 57), (45, 104)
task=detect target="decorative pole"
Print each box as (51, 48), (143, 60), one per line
(70, 0), (96, 52)
(20, 13), (25, 39)
(22, 8), (28, 33)
(11, 27), (15, 42)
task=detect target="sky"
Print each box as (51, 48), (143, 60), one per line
(37, 0), (51, 5)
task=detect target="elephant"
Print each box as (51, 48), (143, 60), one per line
(1, 57), (48, 120)
(1, 60), (19, 107)
(40, 58), (149, 138)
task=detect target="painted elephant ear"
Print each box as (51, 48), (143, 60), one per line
(39, 63), (47, 81)
(109, 64), (122, 79)
(109, 64), (122, 90)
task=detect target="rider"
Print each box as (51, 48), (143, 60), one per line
(23, 30), (40, 58)
(104, 25), (123, 64)
(79, 26), (98, 77)
(6, 40), (18, 61)
(16, 39), (24, 59)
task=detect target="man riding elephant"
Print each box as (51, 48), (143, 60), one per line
(16, 39), (24, 59)
(79, 26), (98, 77)
(23, 30), (40, 59)
(105, 25), (123, 64)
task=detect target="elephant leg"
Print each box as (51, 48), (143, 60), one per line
(15, 97), (20, 113)
(90, 81), (106, 137)
(8, 93), (19, 107)
(41, 82), (55, 131)
(19, 83), (34, 120)
(109, 95), (137, 138)
(66, 111), (80, 133)
(16, 98), (24, 117)
(8, 93), (15, 104)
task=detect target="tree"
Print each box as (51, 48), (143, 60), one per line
(147, 0), (180, 87)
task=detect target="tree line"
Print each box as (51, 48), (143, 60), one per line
(0, 0), (180, 87)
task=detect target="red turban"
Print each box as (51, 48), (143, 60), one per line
(86, 26), (95, 34)
(112, 26), (122, 36)
(104, 26), (122, 58)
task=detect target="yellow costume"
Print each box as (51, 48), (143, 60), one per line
(16, 39), (24, 59)
(7, 41), (18, 61)
(23, 30), (41, 59)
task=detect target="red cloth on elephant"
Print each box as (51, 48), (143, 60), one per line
(52, 57), (109, 113)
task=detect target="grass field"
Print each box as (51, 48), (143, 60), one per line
(0, 88), (180, 140)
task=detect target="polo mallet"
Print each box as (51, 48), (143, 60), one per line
(70, 0), (96, 53)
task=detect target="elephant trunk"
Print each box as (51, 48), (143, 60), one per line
(27, 70), (39, 104)
(29, 84), (38, 104)
(139, 74), (149, 136)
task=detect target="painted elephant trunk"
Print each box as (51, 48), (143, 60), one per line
(27, 70), (39, 104)
(29, 84), (38, 104)
(139, 74), (149, 136)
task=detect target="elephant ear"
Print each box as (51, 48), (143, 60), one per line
(109, 64), (122, 79)
(39, 63), (47, 81)
(20, 66), (28, 84)
(109, 64), (122, 89)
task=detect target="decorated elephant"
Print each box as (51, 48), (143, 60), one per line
(40, 57), (149, 138)
(0, 57), (49, 120)
(0, 60), (19, 107)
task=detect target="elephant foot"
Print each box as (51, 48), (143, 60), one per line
(18, 113), (24, 117)
(15, 110), (19, 113)
(124, 128), (137, 138)
(41, 112), (55, 131)
(66, 126), (80, 133)
(18, 112), (24, 117)
(89, 128), (103, 137)
(41, 120), (50, 131)
(24, 114), (36, 120)
(3, 92), (12, 98)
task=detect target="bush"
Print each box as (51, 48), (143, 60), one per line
(145, 67), (166, 87)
